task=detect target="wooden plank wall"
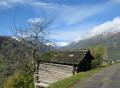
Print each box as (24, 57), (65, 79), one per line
(35, 63), (73, 87)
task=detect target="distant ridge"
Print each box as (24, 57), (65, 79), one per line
(62, 32), (120, 61)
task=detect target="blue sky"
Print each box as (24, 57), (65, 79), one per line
(0, 0), (120, 46)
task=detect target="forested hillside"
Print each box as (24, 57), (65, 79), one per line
(62, 32), (120, 61)
(0, 36), (32, 87)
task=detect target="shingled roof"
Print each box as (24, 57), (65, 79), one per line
(38, 49), (91, 65)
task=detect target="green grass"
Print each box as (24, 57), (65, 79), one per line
(46, 68), (103, 88)
(0, 84), (3, 88)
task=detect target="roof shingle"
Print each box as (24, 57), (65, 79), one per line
(38, 49), (89, 65)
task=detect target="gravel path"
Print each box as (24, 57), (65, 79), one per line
(73, 63), (120, 88)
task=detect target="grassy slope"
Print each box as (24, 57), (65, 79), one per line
(46, 68), (103, 88)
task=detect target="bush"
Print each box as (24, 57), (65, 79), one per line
(4, 66), (34, 88)
(87, 45), (106, 68)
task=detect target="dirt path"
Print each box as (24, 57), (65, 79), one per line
(73, 63), (120, 88)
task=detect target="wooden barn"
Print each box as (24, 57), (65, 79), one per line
(35, 49), (94, 87)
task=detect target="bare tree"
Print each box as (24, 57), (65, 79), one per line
(12, 16), (54, 88)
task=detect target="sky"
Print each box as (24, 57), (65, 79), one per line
(0, 0), (120, 46)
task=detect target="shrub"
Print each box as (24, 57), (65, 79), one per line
(87, 45), (107, 68)
(4, 67), (34, 88)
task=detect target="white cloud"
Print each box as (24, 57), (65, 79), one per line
(27, 18), (43, 23)
(84, 17), (120, 39)
(0, 0), (114, 26)
(0, 1), (11, 8)
(46, 42), (68, 46)
(0, 0), (26, 7)
(46, 42), (55, 46)
(55, 42), (68, 46)
(73, 37), (82, 42)
(0, 0), (50, 9)
(66, 17), (120, 42)
(0, 0), (111, 26)
(58, 3), (108, 25)
(32, 1), (50, 6)
(112, 0), (120, 2)
(8, 0), (25, 3)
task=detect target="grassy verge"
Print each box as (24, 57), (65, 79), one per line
(46, 67), (104, 88)
(47, 62), (120, 88)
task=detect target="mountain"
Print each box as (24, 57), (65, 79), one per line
(0, 36), (51, 87)
(62, 32), (120, 61)
(0, 36), (32, 87)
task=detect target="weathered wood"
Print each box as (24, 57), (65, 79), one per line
(35, 63), (73, 87)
